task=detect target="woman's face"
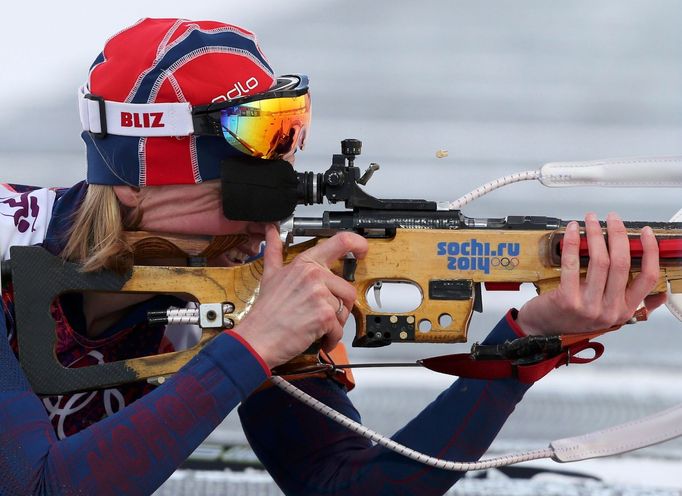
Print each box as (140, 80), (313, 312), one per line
(114, 180), (268, 266)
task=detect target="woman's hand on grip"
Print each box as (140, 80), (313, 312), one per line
(235, 225), (368, 368)
(516, 212), (666, 336)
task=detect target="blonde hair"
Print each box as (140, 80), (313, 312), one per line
(60, 185), (137, 273)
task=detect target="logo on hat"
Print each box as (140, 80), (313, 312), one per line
(120, 112), (165, 129)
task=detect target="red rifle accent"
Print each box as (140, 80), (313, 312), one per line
(485, 282), (522, 291)
(418, 339), (604, 384)
(560, 237), (682, 259)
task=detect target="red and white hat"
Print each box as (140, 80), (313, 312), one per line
(80, 18), (275, 187)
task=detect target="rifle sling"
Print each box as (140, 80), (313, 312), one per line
(418, 339), (604, 384)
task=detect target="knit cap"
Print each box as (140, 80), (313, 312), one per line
(82, 18), (275, 186)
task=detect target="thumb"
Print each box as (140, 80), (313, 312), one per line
(262, 224), (284, 276)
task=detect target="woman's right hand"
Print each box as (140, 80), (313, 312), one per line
(235, 224), (369, 369)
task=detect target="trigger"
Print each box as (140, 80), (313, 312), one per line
(343, 253), (357, 281)
(373, 281), (383, 308)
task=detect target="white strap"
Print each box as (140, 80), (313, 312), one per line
(539, 157), (682, 187)
(550, 403), (682, 462)
(274, 374), (682, 469)
(667, 208), (682, 322)
(78, 86), (194, 137)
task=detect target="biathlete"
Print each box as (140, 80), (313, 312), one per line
(0, 18), (665, 495)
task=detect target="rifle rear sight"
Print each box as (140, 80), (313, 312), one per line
(295, 139), (436, 212)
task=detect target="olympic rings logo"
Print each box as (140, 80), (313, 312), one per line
(490, 257), (519, 270)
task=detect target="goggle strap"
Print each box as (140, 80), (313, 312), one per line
(78, 85), (194, 138)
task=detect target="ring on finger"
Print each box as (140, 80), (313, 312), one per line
(335, 296), (344, 316)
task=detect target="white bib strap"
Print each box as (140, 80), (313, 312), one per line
(540, 157), (682, 187)
(78, 86), (194, 137)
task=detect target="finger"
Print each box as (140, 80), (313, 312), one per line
(559, 221), (581, 296)
(644, 292), (667, 313)
(301, 232), (369, 268)
(602, 212), (631, 304)
(627, 226), (661, 308)
(262, 224), (283, 276)
(318, 270), (357, 309)
(328, 294), (347, 322)
(320, 323), (344, 353)
(583, 212), (609, 303)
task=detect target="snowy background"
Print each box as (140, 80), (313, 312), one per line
(2, 1), (682, 494)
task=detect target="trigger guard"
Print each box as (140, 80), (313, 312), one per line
(666, 208), (682, 322)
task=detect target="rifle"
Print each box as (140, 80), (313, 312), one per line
(4, 139), (682, 395)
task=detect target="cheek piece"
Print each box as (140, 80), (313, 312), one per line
(221, 155), (300, 222)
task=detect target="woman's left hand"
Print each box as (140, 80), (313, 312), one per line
(516, 212), (667, 336)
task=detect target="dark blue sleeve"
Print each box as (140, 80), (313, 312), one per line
(0, 319), (269, 496)
(239, 311), (532, 496)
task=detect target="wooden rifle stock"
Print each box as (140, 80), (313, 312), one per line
(7, 223), (682, 395)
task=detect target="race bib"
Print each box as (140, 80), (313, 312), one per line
(0, 184), (55, 261)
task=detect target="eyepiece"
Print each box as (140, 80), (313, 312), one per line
(296, 171), (324, 204)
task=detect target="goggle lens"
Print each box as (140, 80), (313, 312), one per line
(220, 93), (311, 159)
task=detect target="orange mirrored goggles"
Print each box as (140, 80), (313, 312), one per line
(192, 75), (310, 159)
